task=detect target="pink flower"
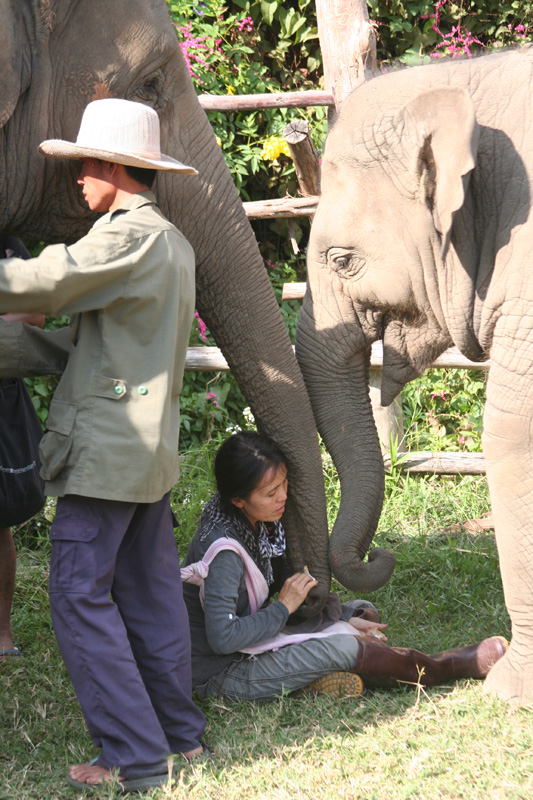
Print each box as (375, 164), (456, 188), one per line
(194, 311), (208, 343)
(236, 16), (254, 34)
(174, 22), (225, 82)
(207, 392), (219, 407)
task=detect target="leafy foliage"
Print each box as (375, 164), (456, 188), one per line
(402, 369), (486, 453)
(368, 0), (533, 65)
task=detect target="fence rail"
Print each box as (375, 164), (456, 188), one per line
(185, 341), (491, 373)
(198, 91), (334, 112)
(184, 338), (489, 475)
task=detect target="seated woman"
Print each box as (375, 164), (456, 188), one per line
(182, 432), (507, 702)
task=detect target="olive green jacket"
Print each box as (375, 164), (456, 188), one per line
(0, 192), (195, 503)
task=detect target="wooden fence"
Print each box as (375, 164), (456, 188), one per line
(183, 0), (488, 476)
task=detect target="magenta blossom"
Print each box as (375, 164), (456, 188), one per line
(207, 392), (220, 407)
(194, 311), (208, 343)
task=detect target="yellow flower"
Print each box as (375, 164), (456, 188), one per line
(260, 135), (292, 162)
(215, 136), (222, 147)
(226, 85), (236, 95)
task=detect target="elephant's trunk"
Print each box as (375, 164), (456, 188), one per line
(296, 293), (396, 593)
(155, 79), (331, 615)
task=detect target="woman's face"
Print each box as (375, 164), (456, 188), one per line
(231, 463), (288, 528)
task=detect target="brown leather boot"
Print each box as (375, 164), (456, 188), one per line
(353, 635), (508, 689)
(428, 636), (508, 680)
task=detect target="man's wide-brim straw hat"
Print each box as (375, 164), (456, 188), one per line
(39, 98), (198, 174)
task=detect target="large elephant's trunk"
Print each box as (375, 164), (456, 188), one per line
(154, 74), (331, 615)
(296, 292), (396, 593)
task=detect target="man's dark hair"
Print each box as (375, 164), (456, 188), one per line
(214, 432), (288, 513)
(124, 164), (157, 189)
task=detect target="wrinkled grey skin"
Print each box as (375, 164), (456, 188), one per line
(296, 45), (533, 703)
(0, 0), (330, 613)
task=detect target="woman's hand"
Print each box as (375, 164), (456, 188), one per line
(277, 572), (318, 615)
(348, 616), (388, 641)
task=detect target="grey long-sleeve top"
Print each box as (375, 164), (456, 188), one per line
(182, 521), (290, 688)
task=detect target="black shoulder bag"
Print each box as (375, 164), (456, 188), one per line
(0, 378), (46, 527)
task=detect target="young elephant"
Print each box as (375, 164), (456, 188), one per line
(296, 45), (533, 705)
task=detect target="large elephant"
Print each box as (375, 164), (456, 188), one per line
(296, 44), (533, 704)
(0, 0), (330, 611)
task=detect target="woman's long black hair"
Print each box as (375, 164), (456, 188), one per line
(214, 432), (287, 514)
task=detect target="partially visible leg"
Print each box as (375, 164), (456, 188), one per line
(111, 494), (206, 756)
(0, 527), (16, 657)
(49, 495), (171, 781)
(482, 396), (533, 706)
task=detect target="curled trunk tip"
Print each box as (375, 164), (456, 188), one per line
(329, 545), (396, 593)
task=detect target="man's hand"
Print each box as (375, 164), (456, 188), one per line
(348, 616), (388, 640)
(278, 572), (319, 615)
(0, 313), (45, 328)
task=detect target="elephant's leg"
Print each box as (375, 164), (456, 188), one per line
(482, 393), (533, 706)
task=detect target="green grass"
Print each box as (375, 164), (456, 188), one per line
(2, 448), (532, 800)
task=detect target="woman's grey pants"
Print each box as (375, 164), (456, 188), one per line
(195, 599), (376, 701)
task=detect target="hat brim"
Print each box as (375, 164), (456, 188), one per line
(38, 140), (198, 175)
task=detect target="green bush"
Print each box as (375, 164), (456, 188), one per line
(368, 0), (533, 66)
(402, 369), (486, 453)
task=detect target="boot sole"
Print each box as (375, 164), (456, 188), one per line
(304, 671), (365, 698)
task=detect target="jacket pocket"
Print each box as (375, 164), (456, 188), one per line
(39, 400), (77, 481)
(93, 375), (128, 399)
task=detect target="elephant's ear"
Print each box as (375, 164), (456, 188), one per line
(0, 0), (30, 129)
(397, 87), (480, 256)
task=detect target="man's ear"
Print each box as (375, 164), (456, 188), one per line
(0, 0), (31, 129)
(396, 86), (480, 257)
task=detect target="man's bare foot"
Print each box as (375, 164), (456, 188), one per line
(183, 745), (203, 762)
(68, 762), (123, 786)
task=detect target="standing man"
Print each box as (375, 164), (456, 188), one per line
(0, 99), (207, 791)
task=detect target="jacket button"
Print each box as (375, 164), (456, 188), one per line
(138, 386), (148, 395)
(114, 385), (124, 395)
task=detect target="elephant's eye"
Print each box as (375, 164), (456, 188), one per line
(328, 249), (365, 279)
(134, 71), (165, 105)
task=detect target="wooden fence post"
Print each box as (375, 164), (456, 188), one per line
(283, 119), (320, 197)
(369, 368), (405, 455)
(315, 0), (378, 113)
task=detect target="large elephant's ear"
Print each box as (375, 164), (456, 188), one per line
(0, 0), (29, 129)
(397, 87), (479, 256)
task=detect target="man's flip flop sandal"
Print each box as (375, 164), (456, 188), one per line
(0, 648), (22, 660)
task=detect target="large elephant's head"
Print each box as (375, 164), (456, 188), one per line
(296, 77), (481, 592)
(0, 0), (330, 612)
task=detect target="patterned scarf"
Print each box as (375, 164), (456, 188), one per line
(197, 493), (286, 586)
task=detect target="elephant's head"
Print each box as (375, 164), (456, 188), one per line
(296, 79), (481, 592)
(0, 0), (330, 612)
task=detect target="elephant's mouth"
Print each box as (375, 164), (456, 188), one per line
(380, 310), (452, 406)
